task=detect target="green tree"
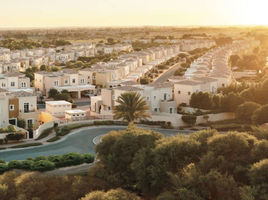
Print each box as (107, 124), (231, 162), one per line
(17, 118), (26, 129)
(252, 104), (268, 125)
(182, 115), (197, 126)
(113, 92), (151, 122)
(81, 189), (140, 200)
(190, 92), (212, 110)
(48, 88), (59, 98)
(236, 102), (261, 122)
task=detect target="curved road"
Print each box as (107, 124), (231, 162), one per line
(0, 126), (189, 162)
(154, 62), (181, 83)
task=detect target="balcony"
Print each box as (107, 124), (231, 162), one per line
(20, 109), (36, 114)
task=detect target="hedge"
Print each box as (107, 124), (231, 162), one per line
(21, 160), (34, 169)
(48, 155), (64, 167)
(8, 160), (21, 169)
(62, 152), (85, 166)
(47, 136), (60, 143)
(10, 143), (43, 149)
(94, 121), (114, 125)
(30, 160), (55, 172)
(34, 156), (47, 162)
(84, 153), (95, 163)
(6, 132), (25, 141)
(0, 163), (9, 173)
(210, 123), (242, 131)
(57, 126), (70, 136)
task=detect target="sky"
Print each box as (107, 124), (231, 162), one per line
(0, 0), (267, 28)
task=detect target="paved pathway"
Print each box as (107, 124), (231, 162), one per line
(154, 62), (181, 83)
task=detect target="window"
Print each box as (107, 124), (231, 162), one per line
(81, 79), (85, 84)
(24, 103), (29, 113)
(64, 79), (69, 85)
(154, 96), (156, 100)
(58, 105), (61, 108)
(146, 96), (150, 101)
(2, 82), (6, 87)
(154, 108), (158, 112)
(88, 76), (90, 79)
(21, 82), (27, 88)
(222, 84), (225, 87)
(72, 79), (76, 83)
(93, 76), (96, 80)
(108, 106), (111, 110)
(188, 92), (191, 96)
(11, 82), (15, 87)
(178, 91), (181, 94)
(170, 108), (173, 114)
(54, 81), (59, 86)
(10, 104), (14, 111)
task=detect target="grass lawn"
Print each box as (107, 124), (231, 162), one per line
(10, 143), (43, 149)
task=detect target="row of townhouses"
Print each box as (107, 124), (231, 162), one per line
(34, 45), (182, 98)
(0, 43), (95, 73)
(90, 40), (259, 119)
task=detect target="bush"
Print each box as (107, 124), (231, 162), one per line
(0, 159), (5, 164)
(34, 156), (47, 162)
(0, 139), (3, 144)
(0, 163), (9, 173)
(30, 160), (55, 172)
(54, 123), (58, 128)
(10, 143), (43, 148)
(36, 127), (54, 140)
(0, 125), (16, 133)
(58, 126), (70, 136)
(21, 160), (34, 169)
(8, 160), (22, 169)
(48, 155), (64, 167)
(46, 136), (60, 143)
(182, 115), (197, 125)
(84, 153), (95, 163)
(6, 132), (25, 141)
(4, 138), (8, 144)
(94, 121), (114, 125)
(62, 152), (85, 166)
(48, 88), (59, 98)
(17, 118), (26, 129)
(210, 123), (242, 131)
(72, 104), (77, 108)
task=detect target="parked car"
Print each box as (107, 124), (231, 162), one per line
(82, 92), (95, 97)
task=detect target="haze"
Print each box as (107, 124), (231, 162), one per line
(0, 0), (267, 28)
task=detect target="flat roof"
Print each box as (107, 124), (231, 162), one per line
(46, 101), (72, 106)
(65, 109), (86, 114)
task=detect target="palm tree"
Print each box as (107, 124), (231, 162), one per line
(113, 92), (151, 122)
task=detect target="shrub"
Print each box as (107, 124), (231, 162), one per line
(10, 143), (42, 148)
(0, 125), (16, 133)
(4, 138), (8, 144)
(48, 155), (64, 167)
(36, 127), (54, 140)
(46, 136), (60, 143)
(0, 163), (9, 173)
(72, 104), (77, 108)
(34, 156), (47, 162)
(48, 88), (59, 98)
(58, 126), (70, 136)
(0, 139), (3, 144)
(210, 123), (242, 131)
(0, 159), (5, 164)
(21, 160), (34, 169)
(30, 160), (55, 172)
(94, 121), (114, 125)
(17, 118), (26, 129)
(6, 132), (25, 141)
(8, 160), (22, 169)
(182, 115), (197, 126)
(54, 123), (58, 128)
(84, 153), (95, 163)
(62, 152), (85, 166)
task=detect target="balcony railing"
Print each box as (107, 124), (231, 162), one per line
(20, 109), (36, 114)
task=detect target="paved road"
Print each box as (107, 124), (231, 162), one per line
(0, 126), (190, 162)
(154, 62), (181, 83)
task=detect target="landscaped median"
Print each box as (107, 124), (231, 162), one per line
(0, 152), (95, 173)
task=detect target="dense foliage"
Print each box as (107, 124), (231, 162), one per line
(90, 124), (268, 199)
